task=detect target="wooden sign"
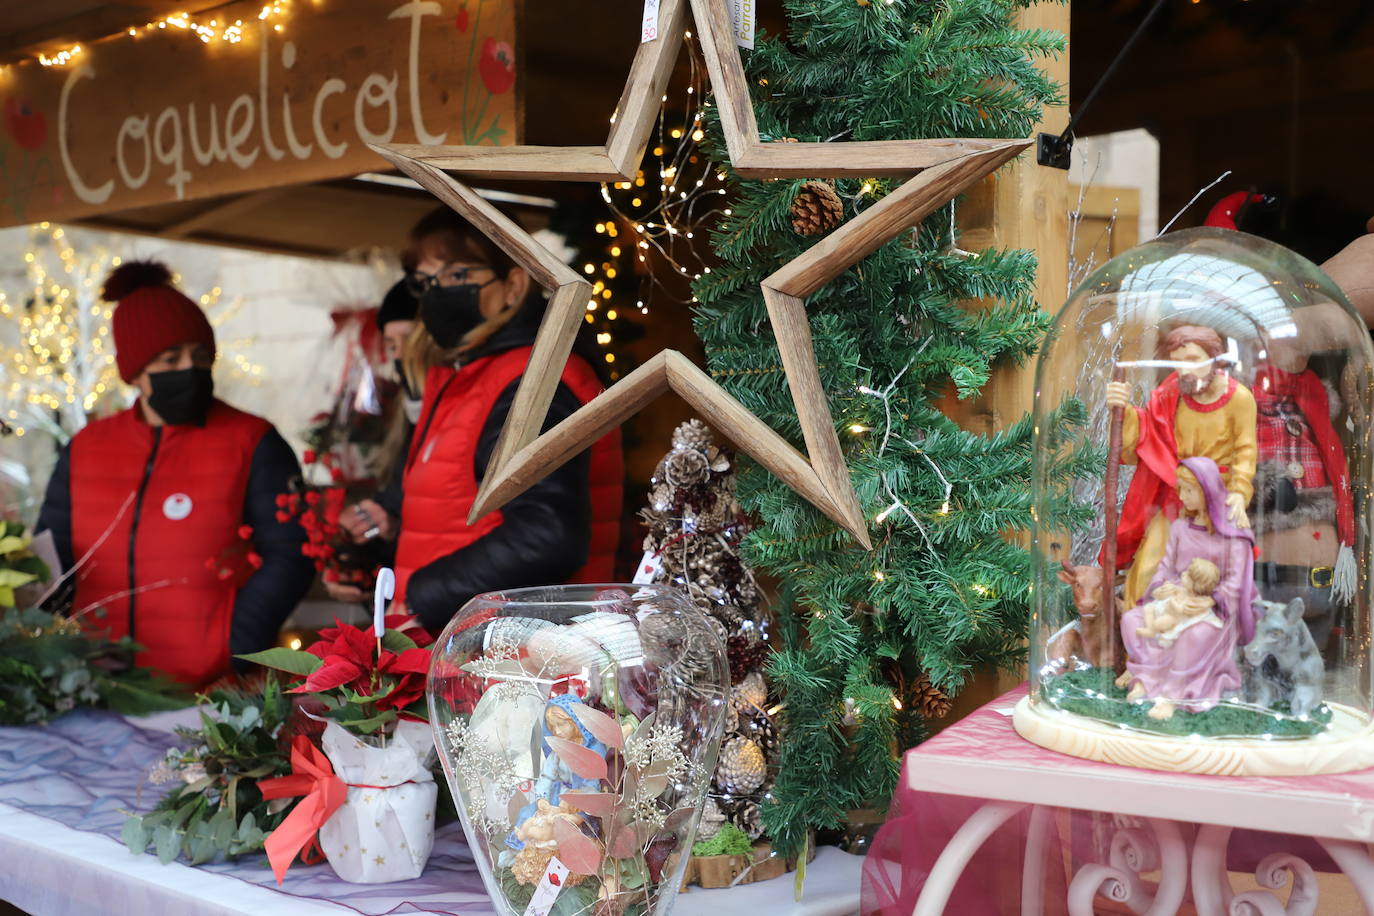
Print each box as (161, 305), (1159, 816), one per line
(0, 0), (518, 227)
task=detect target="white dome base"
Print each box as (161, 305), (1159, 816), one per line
(1013, 695), (1374, 776)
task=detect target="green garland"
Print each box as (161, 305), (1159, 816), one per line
(122, 681), (295, 865)
(0, 606), (189, 725)
(693, 0), (1083, 856)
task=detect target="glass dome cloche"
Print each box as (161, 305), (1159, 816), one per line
(1015, 227), (1374, 776)
(427, 584), (728, 916)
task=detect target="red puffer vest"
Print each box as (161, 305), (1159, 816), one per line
(394, 346), (623, 604)
(69, 401), (270, 687)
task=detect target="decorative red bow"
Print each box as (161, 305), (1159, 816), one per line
(258, 736), (347, 884)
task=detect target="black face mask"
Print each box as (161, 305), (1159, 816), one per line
(420, 282), (493, 350)
(147, 367), (214, 427)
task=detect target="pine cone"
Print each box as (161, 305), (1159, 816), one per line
(664, 448), (710, 487)
(915, 671), (952, 719)
(790, 180), (844, 236)
(730, 799), (764, 840)
(732, 671), (768, 712)
(715, 736), (767, 794)
(673, 419), (714, 452)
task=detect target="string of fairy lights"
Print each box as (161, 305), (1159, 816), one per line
(582, 30), (732, 380)
(0, 225), (263, 444)
(29, 1), (296, 69)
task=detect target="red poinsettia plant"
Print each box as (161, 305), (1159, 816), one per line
(237, 615), (433, 736)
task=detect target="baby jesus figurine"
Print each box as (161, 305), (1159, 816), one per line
(1135, 557), (1222, 647)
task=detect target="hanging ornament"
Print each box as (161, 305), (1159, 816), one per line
(914, 671), (952, 719)
(790, 180), (845, 236)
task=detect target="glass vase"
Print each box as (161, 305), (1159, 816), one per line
(427, 584), (729, 916)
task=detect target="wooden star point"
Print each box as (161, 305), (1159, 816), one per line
(373, 0), (687, 181)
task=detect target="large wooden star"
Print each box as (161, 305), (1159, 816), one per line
(373, 140), (1028, 548)
(372, 0), (1039, 548)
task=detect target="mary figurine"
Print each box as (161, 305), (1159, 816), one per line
(508, 693), (609, 849)
(1119, 456), (1261, 720)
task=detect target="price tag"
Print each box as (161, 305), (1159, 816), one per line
(731, 0), (756, 49)
(632, 550), (664, 585)
(523, 857), (571, 916)
(642, 0), (660, 42)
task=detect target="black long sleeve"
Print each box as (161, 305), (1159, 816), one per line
(406, 380), (591, 632)
(229, 429), (314, 664)
(36, 445), (75, 574)
(35, 445), (75, 612)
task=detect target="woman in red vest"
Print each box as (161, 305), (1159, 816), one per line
(367, 207), (623, 633)
(37, 262), (314, 687)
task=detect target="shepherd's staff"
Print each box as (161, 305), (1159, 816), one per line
(1102, 365), (1126, 674)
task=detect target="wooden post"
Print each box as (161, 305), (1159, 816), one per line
(938, 0), (1070, 720)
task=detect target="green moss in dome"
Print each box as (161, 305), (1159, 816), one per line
(1042, 667), (1332, 739)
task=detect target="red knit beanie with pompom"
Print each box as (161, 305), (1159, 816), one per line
(103, 261), (217, 383)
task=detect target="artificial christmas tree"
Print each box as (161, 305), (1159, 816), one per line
(691, 0), (1086, 857)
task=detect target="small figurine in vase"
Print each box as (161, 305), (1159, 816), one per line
(508, 693), (609, 849)
(1105, 325), (1258, 609)
(1119, 458), (1261, 721)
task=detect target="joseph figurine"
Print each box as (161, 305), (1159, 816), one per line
(1104, 325), (1258, 608)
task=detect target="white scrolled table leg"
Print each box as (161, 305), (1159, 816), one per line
(1315, 838), (1374, 914)
(1067, 817), (1188, 916)
(911, 799), (1029, 916)
(1193, 822), (1320, 916)
(1021, 806), (1054, 916)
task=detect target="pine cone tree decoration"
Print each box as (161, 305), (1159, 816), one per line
(914, 671), (952, 719)
(732, 671), (768, 713)
(790, 180), (844, 236)
(715, 736), (767, 794)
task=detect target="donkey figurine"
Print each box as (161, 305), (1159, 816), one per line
(1046, 562), (1122, 671)
(1242, 598), (1325, 718)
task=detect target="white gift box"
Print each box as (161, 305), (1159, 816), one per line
(318, 719), (438, 884)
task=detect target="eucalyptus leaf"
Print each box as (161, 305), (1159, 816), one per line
(121, 816), (150, 855)
(153, 824), (181, 864)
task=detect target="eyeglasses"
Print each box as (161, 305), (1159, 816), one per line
(405, 263), (491, 297)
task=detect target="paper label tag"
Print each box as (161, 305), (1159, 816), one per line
(642, 0), (660, 42)
(632, 550), (663, 585)
(523, 856), (571, 916)
(731, 0), (756, 49)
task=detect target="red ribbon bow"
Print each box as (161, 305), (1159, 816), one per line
(258, 736), (347, 884)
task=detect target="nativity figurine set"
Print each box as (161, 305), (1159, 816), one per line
(426, 585), (727, 916)
(1017, 228), (1374, 776)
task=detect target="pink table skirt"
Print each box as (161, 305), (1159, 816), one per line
(859, 686), (1360, 915)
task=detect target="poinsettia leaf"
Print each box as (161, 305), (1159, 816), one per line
(569, 703), (623, 749)
(234, 648), (322, 677)
(545, 736), (608, 782)
(390, 647), (432, 675)
(561, 791), (617, 818)
(380, 630), (418, 652)
(330, 707), (397, 733)
(297, 657), (364, 693)
(553, 816), (603, 875)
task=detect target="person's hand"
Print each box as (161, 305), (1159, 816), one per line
(1225, 492), (1251, 529)
(324, 580), (365, 603)
(339, 499), (395, 544)
(1106, 381), (1132, 410)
